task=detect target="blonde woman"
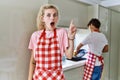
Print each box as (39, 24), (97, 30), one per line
(28, 4), (76, 80)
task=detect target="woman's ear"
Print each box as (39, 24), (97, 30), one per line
(40, 15), (44, 22)
(40, 16), (44, 22)
(88, 25), (91, 32)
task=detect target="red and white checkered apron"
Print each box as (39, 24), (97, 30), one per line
(83, 52), (104, 80)
(33, 29), (65, 80)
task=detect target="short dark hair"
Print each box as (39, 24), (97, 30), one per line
(87, 18), (101, 29)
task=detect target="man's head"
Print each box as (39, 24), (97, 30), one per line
(87, 18), (101, 32)
(87, 18), (101, 29)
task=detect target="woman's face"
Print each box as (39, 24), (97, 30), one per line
(42, 8), (58, 31)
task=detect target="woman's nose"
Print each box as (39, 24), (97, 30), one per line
(50, 15), (55, 19)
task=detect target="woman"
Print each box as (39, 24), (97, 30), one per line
(28, 4), (76, 80)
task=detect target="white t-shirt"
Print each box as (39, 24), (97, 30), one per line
(81, 32), (108, 66)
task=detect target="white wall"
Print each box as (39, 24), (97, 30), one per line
(0, 0), (48, 80)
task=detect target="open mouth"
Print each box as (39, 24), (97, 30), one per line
(50, 22), (55, 27)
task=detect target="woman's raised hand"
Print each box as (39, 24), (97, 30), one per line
(68, 20), (77, 40)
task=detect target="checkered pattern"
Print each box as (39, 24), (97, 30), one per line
(83, 52), (97, 80)
(33, 29), (65, 80)
(97, 55), (104, 79)
(83, 52), (104, 80)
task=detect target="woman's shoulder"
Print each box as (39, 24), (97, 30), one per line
(31, 30), (43, 38)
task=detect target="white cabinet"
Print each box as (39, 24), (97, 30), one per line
(98, 6), (110, 80)
(64, 66), (84, 80)
(98, 6), (120, 80)
(48, 0), (88, 29)
(62, 58), (86, 80)
(99, 6), (120, 80)
(109, 10), (120, 80)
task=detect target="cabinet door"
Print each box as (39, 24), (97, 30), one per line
(48, 0), (88, 29)
(64, 66), (84, 80)
(109, 10), (120, 80)
(99, 6), (110, 80)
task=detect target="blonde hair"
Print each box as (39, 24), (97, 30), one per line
(36, 4), (59, 30)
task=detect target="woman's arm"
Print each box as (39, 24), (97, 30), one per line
(76, 43), (83, 53)
(65, 39), (74, 59)
(102, 45), (108, 53)
(28, 50), (36, 80)
(65, 20), (77, 59)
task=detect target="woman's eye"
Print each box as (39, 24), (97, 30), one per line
(53, 14), (58, 17)
(47, 14), (51, 17)
(46, 13), (58, 18)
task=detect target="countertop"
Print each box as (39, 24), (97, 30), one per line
(62, 53), (88, 71)
(62, 59), (86, 71)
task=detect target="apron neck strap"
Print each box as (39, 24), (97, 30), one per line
(40, 28), (57, 39)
